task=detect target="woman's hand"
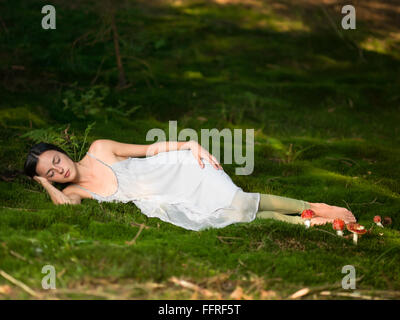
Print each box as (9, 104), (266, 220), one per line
(33, 175), (52, 185)
(189, 141), (222, 170)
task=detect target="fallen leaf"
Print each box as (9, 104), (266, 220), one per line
(230, 286), (252, 300)
(0, 285), (12, 294)
(230, 286), (243, 300)
(169, 276), (216, 298)
(289, 288), (310, 299)
(190, 290), (198, 300)
(261, 290), (277, 299)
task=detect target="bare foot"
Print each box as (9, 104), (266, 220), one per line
(310, 216), (335, 226)
(308, 202), (356, 224)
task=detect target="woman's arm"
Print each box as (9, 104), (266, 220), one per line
(149, 140), (222, 169)
(92, 139), (192, 157)
(34, 176), (81, 205)
(92, 139), (222, 169)
(145, 140), (194, 156)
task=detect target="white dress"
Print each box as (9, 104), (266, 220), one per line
(74, 149), (260, 231)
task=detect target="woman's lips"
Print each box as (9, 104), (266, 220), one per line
(65, 169), (70, 178)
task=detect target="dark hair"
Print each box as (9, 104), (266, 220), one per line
(23, 142), (70, 179)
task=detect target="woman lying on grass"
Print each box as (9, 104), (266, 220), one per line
(24, 139), (356, 231)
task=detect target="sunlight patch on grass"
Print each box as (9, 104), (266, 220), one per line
(178, 1), (310, 33)
(253, 16), (310, 33)
(181, 6), (208, 16)
(307, 166), (400, 199)
(361, 37), (388, 54)
(1, 0), (400, 298)
(254, 129), (269, 144)
(0, 107), (47, 129)
(183, 70), (204, 79)
(359, 36), (400, 60)
(307, 166), (364, 183)
(265, 136), (285, 152)
(312, 55), (352, 69)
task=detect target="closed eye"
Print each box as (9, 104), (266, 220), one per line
(48, 156), (61, 177)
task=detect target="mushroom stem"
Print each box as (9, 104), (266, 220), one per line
(376, 222), (383, 228)
(304, 219), (311, 228)
(353, 233), (358, 244)
(337, 230), (343, 237)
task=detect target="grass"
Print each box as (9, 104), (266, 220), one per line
(0, 0), (399, 299)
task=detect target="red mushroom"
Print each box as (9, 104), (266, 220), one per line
(373, 215), (383, 228)
(332, 218), (345, 236)
(346, 223), (367, 244)
(301, 209), (315, 229)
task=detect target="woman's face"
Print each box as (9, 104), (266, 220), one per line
(35, 150), (76, 183)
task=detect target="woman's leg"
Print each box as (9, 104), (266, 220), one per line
(255, 193), (357, 225)
(256, 210), (303, 224)
(255, 193), (309, 225)
(258, 193), (310, 213)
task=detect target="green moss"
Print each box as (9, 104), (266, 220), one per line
(0, 0), (399, 298)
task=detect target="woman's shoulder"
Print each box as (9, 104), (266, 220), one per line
(88, 139), (110, 154)
(87, 140), (120, 163)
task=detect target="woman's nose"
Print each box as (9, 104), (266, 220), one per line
(55, 165), (64, 174)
